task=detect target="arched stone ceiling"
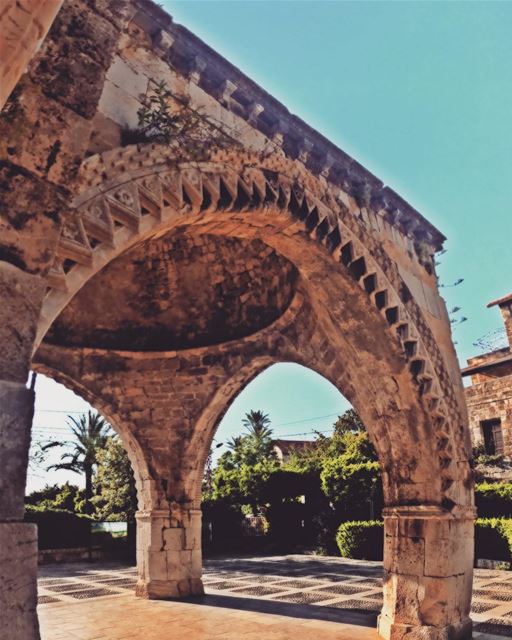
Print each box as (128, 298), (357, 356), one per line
(45, 230), (298, 351)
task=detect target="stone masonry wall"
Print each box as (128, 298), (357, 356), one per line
(83, 0), (464, 411)
(465, 374), (512, 457)
(1, 1), (475, 636)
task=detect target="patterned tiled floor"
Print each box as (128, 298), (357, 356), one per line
(38, 555), (512, 638)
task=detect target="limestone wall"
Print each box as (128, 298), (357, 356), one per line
(84, 0), (460, 396)
(465, 374), (512, 456)
(0, 0), (64, 109)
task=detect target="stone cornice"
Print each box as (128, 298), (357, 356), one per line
(131, 0), (446, 252)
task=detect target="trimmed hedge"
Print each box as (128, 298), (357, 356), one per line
(475, 518), (512, 562)
(475, 483), (512, 518)
(336, 518), (512, 563)
(336, 520), (383, 560)
(25, 506), (91, 549)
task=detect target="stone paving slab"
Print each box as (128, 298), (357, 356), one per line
(38, 593), (380, 640)
(38, 555), (512, 638)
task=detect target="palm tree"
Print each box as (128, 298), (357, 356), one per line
(227, 435), (244, 452)
(242, 410), (272, 441)
(45, 411), (111, 516)
(241, 411), (275, 465)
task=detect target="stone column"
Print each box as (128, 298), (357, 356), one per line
(0, 262), (46, 640)
(378, 506), (475, 640)
(135, 505), (203, 599)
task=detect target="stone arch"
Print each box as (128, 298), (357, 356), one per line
(26, 144), (473, 639)
(188, 356), (277, 510)
(31, 364), (155, 513)
(39, 145), (470, 506)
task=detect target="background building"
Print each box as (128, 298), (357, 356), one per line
(463, 293), (512, 457)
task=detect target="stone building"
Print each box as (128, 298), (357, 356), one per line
(0, 2), (475, 639)
(273, 439), (314, 464)
(463, 293), (512, 458)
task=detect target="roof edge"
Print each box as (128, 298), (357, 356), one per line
(132, 0), (446, 251)
(461, 352), (512, 377)
(487, 292), (512, 308)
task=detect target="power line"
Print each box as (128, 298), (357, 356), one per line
(272, 411), (344, 428)
(33, 407), (346, 422)
(274, 428), (334, 439)
(30, 408), (346, 445)
(34, 409), (89, 414)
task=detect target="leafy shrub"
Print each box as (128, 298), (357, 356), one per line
(336, 518), (512, 563)
(322, 460), (382, 521)
(25, 482), (85, 513)
(475, 518), (512, 561)
(25, 506), (91, 549)
(475, 483), (512, 518)
(260, 469), (318, 502)
(472, 443), (505, 468)
(336, 520), (384, 560)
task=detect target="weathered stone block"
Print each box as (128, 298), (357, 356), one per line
(191, 550), (202, 577)
(85, 0), (132, 29)
(384, 533), (425, 575)
(0, 0), (63, 109)
(419, 575), (460, 626)
(163, 527), (183, 551)
(147, 550), (168, 581)
(1, 158), (67, 265)
(378, 615), (472, 640)
(0, 382), (35, 520)
(424, 533), (473, 578)
(382, 572), (422, 625)
(0, 82), (93, 186)
(106, 56), (149, 100)
(0, 523), (39, 640)
(31, 0), (119, 119)
(98, 80), (142, 130)
(0, 263), (46, 381)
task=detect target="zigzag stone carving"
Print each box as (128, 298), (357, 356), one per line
(40, 145), (469, 505)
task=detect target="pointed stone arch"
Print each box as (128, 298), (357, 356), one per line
(30, 364), (155, 513)
(39, 145), (470, 508)
(5, 139), (473, 639)
(0, 0), (476, 633)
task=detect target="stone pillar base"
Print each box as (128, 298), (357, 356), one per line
(136, 577), (204, 599)
(0, 523), (40, 640)
(378, 614), (472, 640)
(379, 506), (475, 640)
(136, 507), (203, 600)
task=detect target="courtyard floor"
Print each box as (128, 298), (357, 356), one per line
(38, 555), (512, 639)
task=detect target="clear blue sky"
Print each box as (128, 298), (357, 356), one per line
(28, 1), (512, 492)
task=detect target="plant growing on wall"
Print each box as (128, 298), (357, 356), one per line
(136, 81), (194, 145)
(122, 80), (238, 153)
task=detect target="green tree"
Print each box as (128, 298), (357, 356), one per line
(284, 410), (381, 523)
(25, 482), (84, 513)
(45, 411), (111, 517)
(319, 426), (381, 521)
(242, 410), (272, 439)
(93, 436), (138, 555)
(93, 437), (137, 522)
(332, 409), (365, 434)
(284, 411), (377, 475)
(241, 410), (275, 465)
(321, 459), (381, 520)
(209, 410), (278, 514)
